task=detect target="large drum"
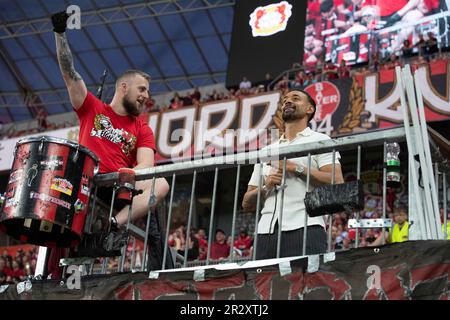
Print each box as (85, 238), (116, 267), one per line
(0, 136), (99, 248)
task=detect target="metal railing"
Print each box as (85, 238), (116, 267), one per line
(91, 126), (410, 272)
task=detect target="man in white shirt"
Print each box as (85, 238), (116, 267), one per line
(242, 90), (344, 259)
(239, 77), (252, 90)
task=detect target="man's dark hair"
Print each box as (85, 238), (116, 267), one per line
(285, 89), (316, 122)
(320, 0), (334, 13)
(116, 69), (151, 86)
(395, 206), (408, 215)
(215, 228), (225, 235)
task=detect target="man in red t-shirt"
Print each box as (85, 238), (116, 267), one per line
(52, 12), (169, 255)
(210, 229), (230, 260)
(233, 229), (252, 257)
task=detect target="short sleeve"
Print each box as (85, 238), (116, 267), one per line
(75, 91), (98, 119)
(137, 122), (156, 152)
(313, 136), (341, 168)
(248, 163), (265, 187)
(315, 151), (341, 168)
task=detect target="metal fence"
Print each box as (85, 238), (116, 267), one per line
(91, 126), (419, 273)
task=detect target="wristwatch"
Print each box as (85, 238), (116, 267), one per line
(295, 165), (304, 177)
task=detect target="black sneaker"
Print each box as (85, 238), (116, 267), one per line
(103, 227), (129, 253)
(73, 229), (128, 258)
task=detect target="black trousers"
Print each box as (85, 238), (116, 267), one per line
(255, 224), (327, 260)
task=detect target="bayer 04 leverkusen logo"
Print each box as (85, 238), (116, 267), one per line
(304, 81), (340, 122)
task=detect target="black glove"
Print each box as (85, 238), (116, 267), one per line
(385, 12), (401, 27)
(51, 11), (69, 34)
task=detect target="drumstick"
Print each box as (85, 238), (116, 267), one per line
(96, 69), (108, 100)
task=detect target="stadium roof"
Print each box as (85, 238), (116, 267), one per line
(0, 0), (235, 123)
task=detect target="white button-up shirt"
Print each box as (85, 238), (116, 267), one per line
(248, 127), (341, 234)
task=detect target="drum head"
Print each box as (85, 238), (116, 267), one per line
(18, 136), (99, 164)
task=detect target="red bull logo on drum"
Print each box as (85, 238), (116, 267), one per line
(50, 177), (73, 196)
(249, 1), (292, 37)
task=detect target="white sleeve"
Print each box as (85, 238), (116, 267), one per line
(248, 163), (265, 187)
(313, 136), (341, 168)
(315, 150), (341, 168)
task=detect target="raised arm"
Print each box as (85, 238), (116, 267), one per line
(52, 12), (87, 110)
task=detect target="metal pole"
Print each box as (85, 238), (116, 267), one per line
(141, 177), (156, 272)
(102, 187), (117, 274)
(435, 164), (440, 237)
(252, 163), (263, 261)
(302, 154), (312, 256)
(414, 70), (441, 238)
(355, 145), (361, 248)
(34, 246), (48, 278)
(206, 168), (219, 265)
(230, 165), (241, 261)
(162, 173), (176, 270)
(130, 237), (136, 271)
(87, 186), (98, 233)
(276, 158), (287, 258)
(403, 66), (435, 238)
(119, 203), (133, 272)
(396, 66), (427, 240)
(382, 142), (387, 245)
(327, 150), (336, 252)
(183, 170), (197, 268)
(89, 261), (94, 275)
(444, 173), (448, 240)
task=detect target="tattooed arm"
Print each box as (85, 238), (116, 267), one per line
(55, 33), (87, 110)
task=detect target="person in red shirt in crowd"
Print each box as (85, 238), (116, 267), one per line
(210, 229), (230, 260)
(195, 228), (209, 260)
(293, 71), (305, 88)
(275, 76), (290, 91)
(338, 59), (350, 78)
(51, 11), (169, 255)
(169, 95), (184, 109)
(307, 0), (321, 22)
(190, 87), (201, 102)
(234, 228), (252, 257)
(324, 61), (339, 80)
(0, 257), (10, 278)
(10, 260), (25, 281)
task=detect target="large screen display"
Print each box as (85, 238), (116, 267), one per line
(226, 0), (308, 88)
(304, 0), (450, 67)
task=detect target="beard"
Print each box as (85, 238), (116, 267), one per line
(282, 106), (304, 122)
(122, 94), (142, 117)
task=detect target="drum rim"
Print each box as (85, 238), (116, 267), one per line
(17, 135), (100, 164)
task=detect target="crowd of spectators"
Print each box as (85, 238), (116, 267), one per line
(0, 247), (38, 285)
(167, 225), (253, 263)
(0, 35), (446, 142)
